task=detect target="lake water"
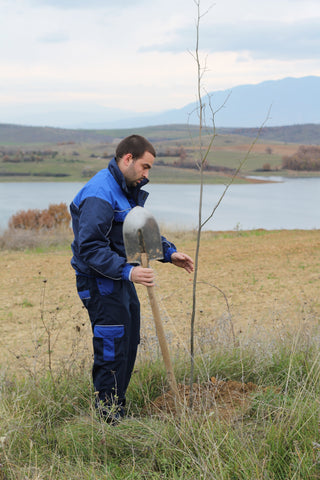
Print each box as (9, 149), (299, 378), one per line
(0, 177), (319, 232)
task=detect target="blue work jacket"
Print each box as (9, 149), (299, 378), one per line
(70, 158), (176, 281)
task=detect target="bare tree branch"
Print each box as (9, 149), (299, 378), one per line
(197, 281), (236, 346)
(188, 0), (269, 408)
(201, 106), (271, 229)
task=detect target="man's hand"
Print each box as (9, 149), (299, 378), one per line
(131, 266), (155, 286)
(171, 252), (194, 273)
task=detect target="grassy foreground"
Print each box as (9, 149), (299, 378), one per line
(0, 328), (320, 479)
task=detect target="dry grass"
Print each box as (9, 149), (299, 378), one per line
(0, 226), (72, 250)
(0, 228), (319, 375)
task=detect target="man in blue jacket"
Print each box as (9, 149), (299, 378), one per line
(70, 134), (193, 422)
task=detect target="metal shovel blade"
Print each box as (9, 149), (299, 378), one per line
(123, 206), (180, 408)
(123, 206), (163, 264)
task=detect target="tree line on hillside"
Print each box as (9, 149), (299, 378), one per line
(1, 123), (320, 145)
(282, 145), (320, 171)
(0, 149), (58, 163)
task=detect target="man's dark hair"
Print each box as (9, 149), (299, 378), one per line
(115, 135), (156, 161)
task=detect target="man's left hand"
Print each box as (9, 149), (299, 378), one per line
(171, 252), (194, 273)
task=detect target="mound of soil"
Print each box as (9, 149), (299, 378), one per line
(149, 377), (260, 419)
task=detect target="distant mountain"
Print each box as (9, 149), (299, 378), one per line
(0, 76), (319, 130)
(113, 76), (320, 129)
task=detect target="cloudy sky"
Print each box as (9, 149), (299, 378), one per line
(1, 0), (320, 118)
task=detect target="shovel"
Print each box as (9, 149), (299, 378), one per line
(123, 206), (180, 405)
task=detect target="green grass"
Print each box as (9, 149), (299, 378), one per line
(204, 149), (283, 172)
(149, 165), (246, 184)
(1, 325), (320, 479)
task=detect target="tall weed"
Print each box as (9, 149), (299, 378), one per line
(1, 324), (320, 479)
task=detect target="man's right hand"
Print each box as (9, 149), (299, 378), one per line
(131, 266), (155, 287)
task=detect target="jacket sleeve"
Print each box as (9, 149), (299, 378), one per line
(77, 196), (132, 280)
(161, 235), (177, 263)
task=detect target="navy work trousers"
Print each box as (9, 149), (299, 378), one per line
(76, 274), (140, 407)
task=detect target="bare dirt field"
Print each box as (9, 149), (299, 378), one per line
(215, 142), (298, 156)
(0, 229), (319, 376)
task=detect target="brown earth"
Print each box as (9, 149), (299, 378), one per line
(0, 229), (319, 416)
(148, 377), (266, 420)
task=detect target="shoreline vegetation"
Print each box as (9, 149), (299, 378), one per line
(0, 228), (319, 478)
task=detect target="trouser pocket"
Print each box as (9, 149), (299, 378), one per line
(76, 275), (91, 308)
(96, 277), (114, 296)
(93, 325), (125, 363)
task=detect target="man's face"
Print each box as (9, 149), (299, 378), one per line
(123, 151), (155, 187)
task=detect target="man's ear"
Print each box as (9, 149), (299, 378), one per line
(123, 153), (133, 166)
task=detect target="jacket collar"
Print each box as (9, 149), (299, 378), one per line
(108, 157), (149, 205)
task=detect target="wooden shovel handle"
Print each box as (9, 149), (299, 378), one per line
(141, 253), (180, 402)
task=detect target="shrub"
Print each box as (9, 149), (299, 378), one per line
(8, 203), (71, 231)
(282, 145), (320, 171)
(82, 167), (97, 178)
(262, 162), (272, 171)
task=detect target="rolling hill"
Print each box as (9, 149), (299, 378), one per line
(0, 122), (319, 146)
